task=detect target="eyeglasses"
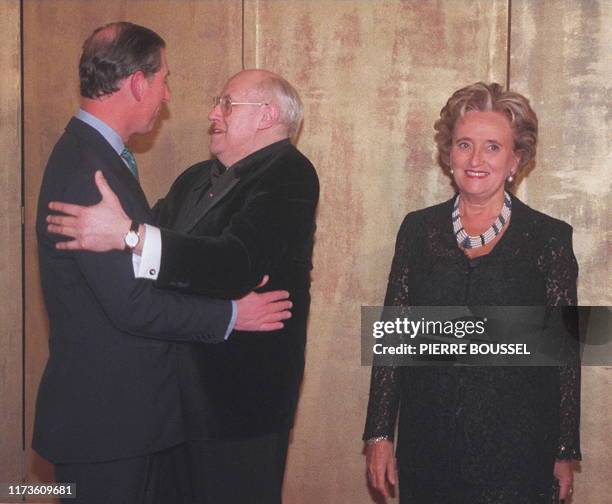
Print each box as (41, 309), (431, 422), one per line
(212, 95), (269, 116)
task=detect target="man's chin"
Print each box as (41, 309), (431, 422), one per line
(133, 122), (156, 137)
(209, 141), (222, 157)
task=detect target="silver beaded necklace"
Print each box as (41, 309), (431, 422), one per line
(452, 191), (512, 249)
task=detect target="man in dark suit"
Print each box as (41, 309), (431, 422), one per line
(35, 24), (291, 504)
(47, 69), (319, 503)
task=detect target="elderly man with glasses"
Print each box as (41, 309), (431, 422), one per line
(47, 69), (319, 504)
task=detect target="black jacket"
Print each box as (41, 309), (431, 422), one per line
(153, 139), (319, 438)
(364, 195), (580, 495)
(33, 118), (232, 463)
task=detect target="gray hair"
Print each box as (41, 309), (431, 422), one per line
(256, 76), (303, 137)
(434, 82), (538, 173)
(80, 22), (165, 98)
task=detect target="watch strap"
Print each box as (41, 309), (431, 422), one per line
(124, 221), (140, 251)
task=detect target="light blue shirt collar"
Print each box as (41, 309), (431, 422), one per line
(75, 109), (125, 156)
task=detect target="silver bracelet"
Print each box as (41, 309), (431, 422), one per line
(365, 435), (390, 445)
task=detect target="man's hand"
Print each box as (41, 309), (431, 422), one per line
(234, 276), (292, 331)
(365, 439), (397, 499)
(554, 459), (574, 501)
(47, 170), (131, 251)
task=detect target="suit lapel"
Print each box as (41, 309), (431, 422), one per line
(67, 118), (152, 222)
(107, 152), (150, 213)
(178, 140), (291, 233)
(174, 163), (242, 233)
(172, 167), (214, 232)
(187, 176), (240, 230)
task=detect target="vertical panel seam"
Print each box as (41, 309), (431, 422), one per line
(19, 0), (25, 458)
(506, 0), (512, 89)
(241, 0), (246, 69)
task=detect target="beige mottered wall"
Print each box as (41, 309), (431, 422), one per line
(509, 2), (612, 503)
(7, 0), (609, 503)
(0, 0), (23, 485)
(242, 1), (509, 502)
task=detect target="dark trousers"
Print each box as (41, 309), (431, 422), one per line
(186, 430), (290, 504)
(54, 443), (190, 504)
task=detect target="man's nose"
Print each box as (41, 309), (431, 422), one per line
(208, 103), (222, 121)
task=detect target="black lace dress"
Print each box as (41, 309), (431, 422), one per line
(363, 195), (581, 504)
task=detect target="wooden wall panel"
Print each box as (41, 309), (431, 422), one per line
(510, 2), (612, 502)
(20, 1), (610, 502)
(23, 0), (242, 484)
(0, 0), (24, 485)
(510, 0), (611, 306)
(245, 1), (508, 502)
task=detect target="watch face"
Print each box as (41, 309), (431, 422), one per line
(125, 231), (139, 248)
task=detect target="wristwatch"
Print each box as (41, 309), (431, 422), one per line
(124, 220), (140, 251)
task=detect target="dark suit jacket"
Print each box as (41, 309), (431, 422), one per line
(153, 139), (319, 439)
(33, 118), (232, 464)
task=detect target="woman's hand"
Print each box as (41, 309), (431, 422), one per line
(554, 459), (574, 500)
(366, 439), (397, 498)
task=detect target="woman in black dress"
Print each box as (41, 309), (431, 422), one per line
(363, 83), (580, 503)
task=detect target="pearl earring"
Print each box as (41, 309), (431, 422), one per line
(507, 174), (514, 183)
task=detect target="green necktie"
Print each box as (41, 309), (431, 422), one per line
(120, 147), (139, 180)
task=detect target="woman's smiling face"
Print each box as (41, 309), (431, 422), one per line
(451, 110), (520, 203)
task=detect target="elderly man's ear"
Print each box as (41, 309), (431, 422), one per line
(259, 104), (280, 130)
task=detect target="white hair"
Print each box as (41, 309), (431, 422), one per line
(256, 76), (303, 137)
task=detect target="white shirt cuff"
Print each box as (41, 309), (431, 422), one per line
(134, 224), (162, 280)
(225, 301), (237, 340)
